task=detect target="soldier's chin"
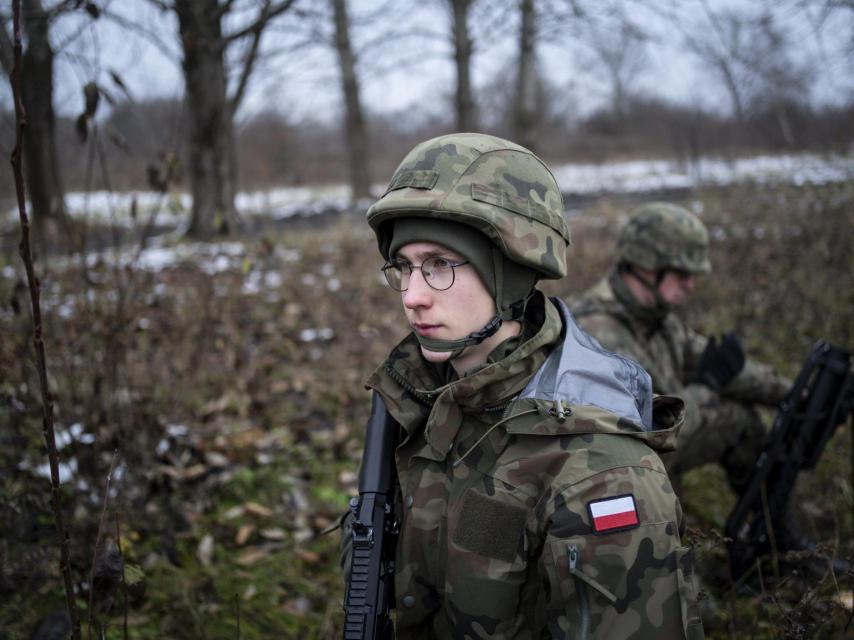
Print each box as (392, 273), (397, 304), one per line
(420, 346), (453, 363)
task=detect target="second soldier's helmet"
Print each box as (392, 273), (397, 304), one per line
(366, 132), (571, 280)
(617, 202), (711, 274)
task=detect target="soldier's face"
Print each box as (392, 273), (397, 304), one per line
(657, 269), (696, 306)
(395, 241), (500, 369)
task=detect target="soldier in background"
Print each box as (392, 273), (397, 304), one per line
(344, 135), (704, 638)
(570, 203), (800, 543)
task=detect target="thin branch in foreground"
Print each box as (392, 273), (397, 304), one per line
(9, 1), (81, 638)
(87, 449), (119, 639)
(115, 512), (129, 640)
(235, 592), (241, 640)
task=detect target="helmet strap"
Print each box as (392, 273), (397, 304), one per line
(414, 313), (504, 357)
(412, 291), (533, 359)
(413, 247), (534, 360)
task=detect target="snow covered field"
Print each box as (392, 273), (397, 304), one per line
(551, 153), (854, 194)
(2, 150), (852, 329)
(3, 152), (853, 231)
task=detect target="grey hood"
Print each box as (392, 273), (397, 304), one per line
(518, 297), (654, 430)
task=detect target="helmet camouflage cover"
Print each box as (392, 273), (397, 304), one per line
(617, 202), (711, 274)
(366, 133), (570, 280)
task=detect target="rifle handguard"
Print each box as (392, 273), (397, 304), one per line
(343, 393), (400, 640)
(724, 341), (853, 576)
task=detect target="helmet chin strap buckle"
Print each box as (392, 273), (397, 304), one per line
(470, 315), (503, 342)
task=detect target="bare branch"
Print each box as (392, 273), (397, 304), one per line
(220, 0), (297, 46)
(228, 0), (270, 113)
(115, 513), (128, 640)
(98, 7), (182, 63)
(87, 450), (120, 639)
(216, 0), (240, 19)
(8, 0), (81, 637)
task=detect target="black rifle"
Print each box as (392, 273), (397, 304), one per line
(725, 341), (853, 576)
(343, 392), (400, 640)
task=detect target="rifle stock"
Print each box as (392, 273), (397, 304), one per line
(343, 392), (399, 640)
(725, 341), (853, 576)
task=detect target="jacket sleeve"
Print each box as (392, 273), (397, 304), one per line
(723, 357), (791, 406)
(538, 460), (704, 639)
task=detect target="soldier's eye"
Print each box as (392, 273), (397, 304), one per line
(426, 257), (452, 271)
(390, 259), (412, 274)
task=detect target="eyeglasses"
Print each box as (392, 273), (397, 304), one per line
(381, 257), (470, 291)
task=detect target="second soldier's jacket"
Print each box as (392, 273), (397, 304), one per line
(570, 270), (790, 438)
(363, 292), (704, 639)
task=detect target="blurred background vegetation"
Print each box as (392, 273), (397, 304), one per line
(1, 0), (853, 638)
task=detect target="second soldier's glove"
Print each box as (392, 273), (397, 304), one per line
(695, 331), (746, 391)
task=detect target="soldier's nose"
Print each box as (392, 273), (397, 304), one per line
(403, 271), (433, 309)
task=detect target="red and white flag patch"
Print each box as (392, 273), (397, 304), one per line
(587, 494), (640, 534)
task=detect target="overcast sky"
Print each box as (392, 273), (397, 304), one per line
(5, 0), (853, 126)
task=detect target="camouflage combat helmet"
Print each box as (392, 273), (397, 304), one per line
(367, 132), (571, 280)
(617, 202), (711, 274)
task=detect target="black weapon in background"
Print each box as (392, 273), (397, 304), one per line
(343, 393), (400, 640)
(725, 341), (853, 577)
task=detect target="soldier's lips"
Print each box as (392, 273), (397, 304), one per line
(413, 323), (442, 337)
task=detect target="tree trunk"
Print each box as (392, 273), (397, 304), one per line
(15, 0), (66, 228)
(450, 0), (475, 131)
(175, 0), (236, 238)
(719, 58), (745, 124)
(331, 0), (371, 200)
(513, 0), (537, 150)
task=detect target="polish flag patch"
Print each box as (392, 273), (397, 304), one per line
(587, 494), (640, 534)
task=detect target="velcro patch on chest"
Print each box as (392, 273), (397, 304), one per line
(453, 491), (527, 563)
(587, 494), (639, 534)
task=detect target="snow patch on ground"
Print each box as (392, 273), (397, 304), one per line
(3, 154), (851, 232)
(551, 154), (854, 195)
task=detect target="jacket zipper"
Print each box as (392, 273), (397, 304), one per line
(568, 544), (590, 640)
(384, 364), (436, 407)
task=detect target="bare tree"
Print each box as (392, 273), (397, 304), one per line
(0, 0), (68, 232)
(331, 0), (371, 199)
(513, 0), (537, 149)
(750, 13), (816, 145)
(579, 6), (648, 122)
(162, 0), (297, 238)
(684, 3), (753, 123)
(671, 1), (819, 145)
(446, 0), (476, 131)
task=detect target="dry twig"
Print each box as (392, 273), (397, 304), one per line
(87, 449), (119, 638)
(8, 1), (81, 638)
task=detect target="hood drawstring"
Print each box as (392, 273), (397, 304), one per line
(451, 408), (539, 469)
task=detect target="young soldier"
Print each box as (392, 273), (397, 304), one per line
(570, 203), (795, 537)
(345, 134), (704, 638)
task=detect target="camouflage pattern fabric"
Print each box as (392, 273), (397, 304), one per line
(348, 292), (704, 639)
(617, 203), (711, 274)
(570, 270), (791, 490)
(366, 133), (570, 280)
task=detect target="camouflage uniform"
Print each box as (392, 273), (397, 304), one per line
(570, 205), (790, 488)
(344, 135), (704, 638)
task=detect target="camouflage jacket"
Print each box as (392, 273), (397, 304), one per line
(570, 271), (790, 435)
(363, 292), (704, 639)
